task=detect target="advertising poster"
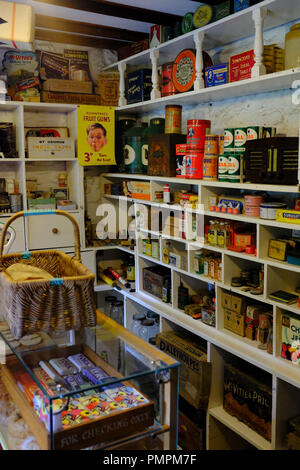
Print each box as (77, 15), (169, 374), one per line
(77, 105), (116, 166)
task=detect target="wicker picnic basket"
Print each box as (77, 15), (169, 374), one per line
(0, 210), (96, 339)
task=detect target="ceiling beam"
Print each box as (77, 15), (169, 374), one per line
(35, 14), (147, 42)
(35, 28), (125, 49)
(34, 0), (183, 25)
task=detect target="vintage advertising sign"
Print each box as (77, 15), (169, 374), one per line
(77, 105), (116, 166)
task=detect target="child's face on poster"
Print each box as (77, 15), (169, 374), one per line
(87, 127), (107, 151)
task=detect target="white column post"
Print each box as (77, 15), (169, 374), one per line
(193, 30), (205, 91)
(118, 62), (127, 106)
(251, 7), (267, 78)
(150, 49), (161, 100)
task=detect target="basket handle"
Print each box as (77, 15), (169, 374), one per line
(0, 210), (82, 262)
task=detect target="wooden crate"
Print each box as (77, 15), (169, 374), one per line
(1, 344), (155, 450)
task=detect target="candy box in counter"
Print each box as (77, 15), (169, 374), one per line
(156, 330), (211, 409)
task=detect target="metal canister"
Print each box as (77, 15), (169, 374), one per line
(223, 128), (235, 153)
(219, 134), (225, 155)
(218, 155), (229, 182)
(161, 62), (177, 97)
(203, 155), (218, 181)
(234, 127), (247, 153)
(165, 105), (182, 133)
(181, 12), (194, 34)
(228, 153), (242, 183)
(123, 122), (148, 174)
(247, 126), (264, 141)
(186, 119), (211, 150)
(204, 134), (219, 156)
(163, 26), (173, 42)
(185, 149), (203, 179)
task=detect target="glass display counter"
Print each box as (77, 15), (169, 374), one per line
(0, 310), (179, 450)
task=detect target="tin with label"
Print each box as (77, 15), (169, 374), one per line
(204, 134), (219, 156)
(263, 127), (276, 138)
(162, 62), (177, 97)
(218, 155), (229, 182)
(172, 49), (196, 93)
(165, 105), (182, 133)
(247, 126), (264, 141)
(234, 128), (247, 153)
(219, 135), (225, 155)
(181, 12), (194, 34)
(203, 155), (218, 181)
(186, 119), (211, 151)
(228, 153), (242, 183)
(185, 149), (203, 179)
(224, 128), (235, 153)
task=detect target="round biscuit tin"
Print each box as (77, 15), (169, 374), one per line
(260, 202), (287, 219)
(172, 49), (196, 93)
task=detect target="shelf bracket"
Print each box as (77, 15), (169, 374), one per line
(193, 31), (205, 91)
(251, 7), (267, 78)
(150, 49), (161, 100)
(118, 62), (127, 107)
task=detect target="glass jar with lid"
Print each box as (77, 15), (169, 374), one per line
(285, 23), (300, 70)
(130, 312), (146, 336)
(110, 300), (124, 325)
(146, 311), (160, 337)
(139, 318), (156, 342)
(104, 295), (117, 317)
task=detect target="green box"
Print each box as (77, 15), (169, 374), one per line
(214, 1), (232, 21)
(27, 198), (56, 210)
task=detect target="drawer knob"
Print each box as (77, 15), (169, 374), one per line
(52, 228), (59, 234)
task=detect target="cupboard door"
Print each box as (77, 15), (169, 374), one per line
(27, 213), (80, 250)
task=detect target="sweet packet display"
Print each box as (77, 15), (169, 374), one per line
(3, 50), (40, 101)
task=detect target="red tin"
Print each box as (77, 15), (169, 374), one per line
(185, 149), (203, 179)
(162, 62), (177, 97)
(186, 119), (211, 151)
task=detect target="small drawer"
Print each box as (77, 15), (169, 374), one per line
(0, 216), (25, 253)
(27, 213), (81, 250)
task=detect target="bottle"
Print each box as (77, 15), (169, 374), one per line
(162, 242), (171, 264)
(208, 220), (217, 246)
(126, 255), (135, 281)
(162, 278), (170, 303)
(204, 255), (210, 277)
(217, 222), (225, 248)
(178, 282), (189, 310)
(152, 239), (159, 259)
(194, 250), (204, 274)
(145, 238), (152, 257)
(258, 313), (270, 350)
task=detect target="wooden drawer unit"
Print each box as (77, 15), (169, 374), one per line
(26, 212), (81, 250)
(1, 216), (25, 253)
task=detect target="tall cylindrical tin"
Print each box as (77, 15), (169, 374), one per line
(204, 134), (219, 156)
(234, 127), (247, 153)
(228, 153), (242, 183)
(162, 62), (177, 97)
(218, 155), (229, 182)
(123, 122), (148, 174)
(203, 155), (218, 181)
(224, 128), (235, 153)
(165, 105), (182, 133)
(247, 126), (264, 141)
(185, 149), (203, 179)
(219, 134), (225, 156)
(186, 119), (211, 150)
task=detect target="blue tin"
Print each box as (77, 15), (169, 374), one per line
(205, 63), (228, 88)
(126, 69), (152, 104)
(234, 0), (250, 13)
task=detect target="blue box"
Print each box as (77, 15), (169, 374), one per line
(234, 0), (250, 12)
(126, 69), (152, 104)
(205, 63), (228, 88)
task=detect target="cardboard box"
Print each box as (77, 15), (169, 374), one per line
(230, 49), (255, 83)
(224, 363), (272, 441)
(122, 180), (150, 201)
(43, 79), (93, 94)
(130, 39), (149, 56)
(27, 198), (56, 210)
(143, 266), (170, 299)
(221, 291), (246, 314)
(0, 1), (34, 50)
(178, 410), (205, 450)
(126, 69), (152, 104)
(148, 134), (186, 177)
(156, 331), (212, 409)
(98, 72), (120, 106)
(224, 308), (245, 336)
(41, 91), (100, 105)
(27, 137), (75, 159)
(281, 313), (300, 364)
(205, 63), (228, 88)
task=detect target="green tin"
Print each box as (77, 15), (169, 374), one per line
(247, 126), (264, 141)
(214, 0), (232, 21)
(163, 26), (173, 43)
(228, 153), (242, 183)
(173, 21), (182, 38)
(123, 122), (148, 174)
(263, 127), (276, 138)
(218, 155), (229, 182)
(234, 127), (247, 153)
(224, 128), (235, 153)
(181, 12), (194, 34)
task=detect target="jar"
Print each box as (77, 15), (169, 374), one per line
(151, 239), (159, 259)
(126, 255), (135, 281)
(146, 311), (160, 337)
(130, 312), (146, 336)
(139, 319), (155, 342)
(104, 295), (117, 317)
(217, 262), (222, 282)
(285, 23), (300, 70)
(194, 250), (204, 274)
(110, 300), (124, 325)
(257, 313), (270, 350)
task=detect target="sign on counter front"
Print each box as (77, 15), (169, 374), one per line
(77, 105), (116, 166)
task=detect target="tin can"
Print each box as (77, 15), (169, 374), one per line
(203, 155), (218, 181)
(163, 184), (171, 203)
(165, 105), (182, 133)
(162, 62), (177, 97)
(186, 119), (211, 150)
(218, 155), (229, 182)
(247, 126), (264, 141)
(163, 26), (173, 42)
(224, 128), (235, 153)
(263, 127), (276, 138)
(176, 143), (187, 178)
(234, 127), (247, 153)
(185, 149), (203, 179)
(204, 134), (219, 156)
(181, 12), (194, 34)
(228, 153), (242, 183)
(219, 135), (225, 155)
(172, 49), (196, 93)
